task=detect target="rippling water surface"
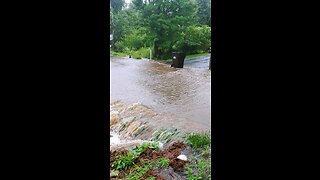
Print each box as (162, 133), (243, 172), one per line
(110, 56), (211, 126)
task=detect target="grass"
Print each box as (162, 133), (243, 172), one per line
(186, 133), (211, 150)
(112, 142), (169, 179)
(185, 132), (212, 180)
(110, 50), (127, 57)
(112, 142), (159, 170)
(126, 158), (170, 180)
(186, 159), (211, 180)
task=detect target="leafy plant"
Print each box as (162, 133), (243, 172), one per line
(112, 151), (137, 170)
(112, 142), (159, 170)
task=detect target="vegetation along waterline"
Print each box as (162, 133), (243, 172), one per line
(110, 101), (212, 179)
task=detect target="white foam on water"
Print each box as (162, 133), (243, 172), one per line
(110, 132), (121, 145)
(110, 132), (164, 150)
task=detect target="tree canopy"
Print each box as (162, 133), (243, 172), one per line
(110, 0), (211, 60)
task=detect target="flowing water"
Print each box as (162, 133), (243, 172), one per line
(110, 56), (211, 127)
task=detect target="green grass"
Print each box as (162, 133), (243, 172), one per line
(126, 157), (170, 180)
(112, 142), (159, 171)
(186, 133), (211, 150)
(110, 50), (128, 57)
(185, 132), (212, 180)
(186, 52), (209, 59)
(112, 151), (137, 170)
(155, 158), (170, 168)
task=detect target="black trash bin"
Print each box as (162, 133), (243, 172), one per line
(171, 52), (186, 68)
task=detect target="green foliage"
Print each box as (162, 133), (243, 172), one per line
(174, 25), (211, 54)
(112, 142), (159, 170)
(145, 177), (156, 180)
(186, 160), (211, 180)
(110, 0), (211, 59)
(156, 158), (170, 168)
(112, 151), (137, 170)
(126, 157), (170, 180)
(131, 47), (150, 59)
(111, 0), (125, 13)
(110, 50), (127, 57)
(123, 28), (148, 51)
(131, 142), (159, 154)
(196, 0), (211, 26)
(186, 133), (211, 150)
(127, 165), (150, 180)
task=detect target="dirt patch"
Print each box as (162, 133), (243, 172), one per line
(110, 142), (187, 179)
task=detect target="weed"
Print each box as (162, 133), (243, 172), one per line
(126, 157), (169, 180)
(127, 165), (149, 180)
(186, 160), (211, 180)
(156, 158), (170, 168)
(198, 160), (211, 179)
(112, 142), (159, 171)
(145, 176), (156, 180)
(112, 151), (137, 170)
(186, 133), (211, 150)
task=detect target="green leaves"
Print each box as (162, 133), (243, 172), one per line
(112, 142), (160, 170)
(113, 151), (137, 170)
(111, 0), (211, 59)
(186, 132), (211, 150)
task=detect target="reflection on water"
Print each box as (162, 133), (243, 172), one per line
(110, 56), (211, 126)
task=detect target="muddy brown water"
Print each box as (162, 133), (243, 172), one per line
(110, 56), (211, 127)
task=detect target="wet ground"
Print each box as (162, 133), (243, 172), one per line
(110, 56), (211, 126)
(110, 142), (187, 180)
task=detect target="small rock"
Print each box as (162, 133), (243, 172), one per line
(177, 154), (188, 161)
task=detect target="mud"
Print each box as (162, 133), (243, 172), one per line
(110, 142), (188, 180)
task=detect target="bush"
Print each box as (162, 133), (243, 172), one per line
(131, 47), (151, 59)
(114, 40), (127, 52)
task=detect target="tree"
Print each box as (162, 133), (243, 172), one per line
(142, 0), (198, 59)
(196, 0), (211, 26)
(111, 0), (125, 13)
(132, 0), (144, 9)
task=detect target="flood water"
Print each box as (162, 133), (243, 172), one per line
(110, 56), (211, 126)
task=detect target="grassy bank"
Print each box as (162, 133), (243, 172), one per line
(110, 48), (150, 59)
(110, 50), (128, 57)
(110, 132), (211, 180)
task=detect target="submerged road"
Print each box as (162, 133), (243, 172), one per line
(110, 56), (211, 126)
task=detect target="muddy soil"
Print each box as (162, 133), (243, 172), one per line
(110, 142), (188, 180)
